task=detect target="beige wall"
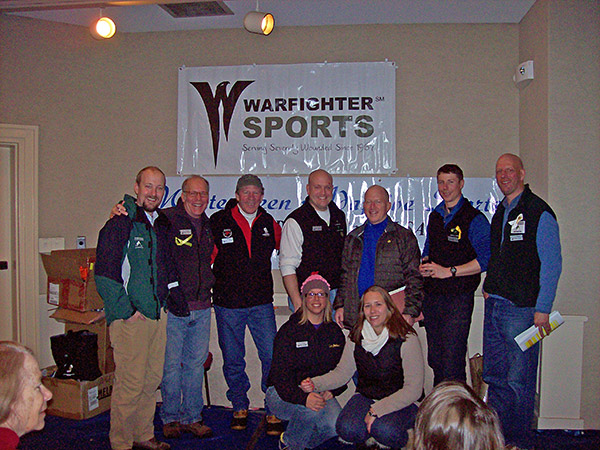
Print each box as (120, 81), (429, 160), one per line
(518, 0), (600, 429)
(1, 0), (598, 427)
(547, 0), (599, 428)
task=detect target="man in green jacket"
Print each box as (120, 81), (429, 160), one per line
(95, 166), (171, 450)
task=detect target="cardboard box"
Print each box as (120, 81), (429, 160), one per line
(42, 367), (114, 420)
(50, 307), (105, 325)
(41, 248), (103, 312)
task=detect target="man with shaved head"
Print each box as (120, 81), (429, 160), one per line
(280, 169), (347, 312)
(483, 153), (562, 450)
(334, 185), (423, 329)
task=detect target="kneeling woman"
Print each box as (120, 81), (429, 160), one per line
(302, 285), (424, 449)
(266, 274), (346, 450)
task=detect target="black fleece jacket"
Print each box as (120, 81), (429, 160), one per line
(267, 311), (346, 405)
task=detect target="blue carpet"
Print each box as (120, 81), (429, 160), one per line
(19, 405), (600, 450)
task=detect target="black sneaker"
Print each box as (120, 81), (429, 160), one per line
(266, 415), (285, 436)
(231, 409), (248, 430)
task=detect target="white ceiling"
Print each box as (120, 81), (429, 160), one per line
(3, 0), (536, 33)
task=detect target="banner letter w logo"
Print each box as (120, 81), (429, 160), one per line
(191, 80), (255, 167)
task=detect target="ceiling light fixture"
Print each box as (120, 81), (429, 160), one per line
(90, 10), (116, 40)
(244, 1), (274, 36)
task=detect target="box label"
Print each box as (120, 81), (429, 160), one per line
(48, 283), (60, 306)
(88, 385), (99, 411)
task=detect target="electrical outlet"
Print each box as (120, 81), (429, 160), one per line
(76, 236), (86, 249)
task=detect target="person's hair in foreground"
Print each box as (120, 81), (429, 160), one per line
(349, 285), (415, 344)
(0, 341), (53, 439)
(0, 342), (35, 424)
(410, 381), (504, 450)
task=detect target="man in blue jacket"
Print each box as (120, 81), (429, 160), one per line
(95, 166), (171, 450)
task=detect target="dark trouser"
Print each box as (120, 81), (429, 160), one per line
(336, 393), (417, 449)
(423, 291), (475, 386)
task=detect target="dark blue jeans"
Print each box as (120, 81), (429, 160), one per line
(483, 296), (539, 449)
(423, 291), (474, 385)
(214, 303), (277, 411)
(160, 309), (211, 425)
(336, 393), (417, 449)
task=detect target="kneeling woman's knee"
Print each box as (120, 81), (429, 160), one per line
(336, 413), (366, 443)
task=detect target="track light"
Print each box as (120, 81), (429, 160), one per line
(244, 11), (274, 35)
(90, 15), (116, 39)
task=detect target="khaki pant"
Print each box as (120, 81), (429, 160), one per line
(109, 311), (167, 450)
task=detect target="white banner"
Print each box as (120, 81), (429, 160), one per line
(163, 176), (501, 267)
(177, 62), (396, 175)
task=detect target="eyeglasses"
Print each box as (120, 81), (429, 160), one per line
(304, 292), (328, 298)
(183, 190), (209, 198)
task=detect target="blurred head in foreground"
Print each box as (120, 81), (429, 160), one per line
(410, 381), (504, 450)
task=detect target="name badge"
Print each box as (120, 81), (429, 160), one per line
(510, 235), (524, 241)
(447, 236), (459, 243)
(222, 237), (234, 244)
(509, 214), (525, 234)
(296, 341), (308, 348)
(312, 225), (322, 232)
(179, 229), (192, 235)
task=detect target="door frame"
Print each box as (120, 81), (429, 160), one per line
(0, 124), (39, 354)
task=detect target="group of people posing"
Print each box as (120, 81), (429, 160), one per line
(88, 152), (560, 450)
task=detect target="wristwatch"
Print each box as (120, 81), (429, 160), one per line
(450, 266), (457, 277)
(368, 410), (378, 418)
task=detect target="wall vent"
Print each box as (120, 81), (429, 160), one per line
(159, 1), (233, 18)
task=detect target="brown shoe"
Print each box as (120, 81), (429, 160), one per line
(162, 422), (182, 439)
(183, 421), (213, 438)
(132, 437), (171, 450)
(266, 414), (284, 436)
(231, 409), (248, 430)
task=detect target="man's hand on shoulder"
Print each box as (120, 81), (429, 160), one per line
(109, 201), (128, 219)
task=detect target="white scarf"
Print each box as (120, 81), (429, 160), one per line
(361, 321), (389, 356)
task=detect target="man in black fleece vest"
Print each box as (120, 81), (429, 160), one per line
(280, 169), (347, 312)
(419, 164), (490, 386)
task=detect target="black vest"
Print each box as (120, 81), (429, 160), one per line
(483, 185), (555, 307)
(354, 337), (404, 400)
(424, 199), (483, 295)
(210, 199), (277, 309)
(286, 199), (347, 288)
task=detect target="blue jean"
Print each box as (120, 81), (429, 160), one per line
(214, 303), (277, 411)
(160, 309), (211, 425)
(265, 386), (340, 449)
(423, 291), (474, 385)
(483, 296), (539, 449)
(336, 393), (417, 449)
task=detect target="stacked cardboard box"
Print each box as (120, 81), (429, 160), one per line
(41, 248), (115, 420)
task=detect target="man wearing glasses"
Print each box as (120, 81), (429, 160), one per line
(158, 175), (216, 440)
(335, 185), (423, 329)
